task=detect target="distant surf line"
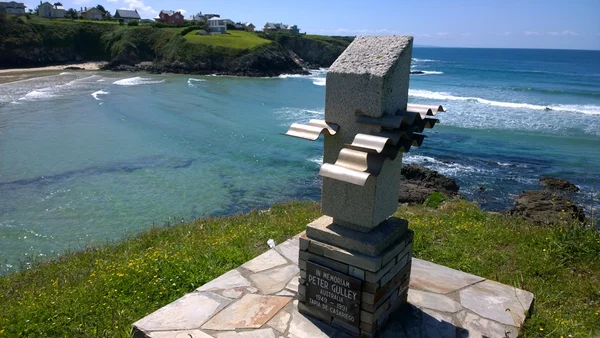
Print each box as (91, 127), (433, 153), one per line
(409, 89), (600, 115)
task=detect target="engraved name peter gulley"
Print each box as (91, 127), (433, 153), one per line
(308, 270), (357, 301)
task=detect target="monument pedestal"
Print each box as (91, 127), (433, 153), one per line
(297, 216), (413, 337)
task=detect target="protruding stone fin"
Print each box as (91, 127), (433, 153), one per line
(319, 163), (372, 186)
(346, 133), (393, 154)
(283, 120), (339, 141)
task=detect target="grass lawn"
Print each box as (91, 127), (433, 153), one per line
(304, 34), (351, 47)
(184, 30), (272, 49)
(0, 199), (598, 337)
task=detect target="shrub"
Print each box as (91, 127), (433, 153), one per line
(180, 25), (205, 36)
(127, 20), (138, 26)
(424, 192), (446, 208)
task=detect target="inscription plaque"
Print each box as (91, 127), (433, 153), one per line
(305, 261), (362, 327)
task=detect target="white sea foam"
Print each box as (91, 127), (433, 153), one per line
(308, 155), (323, 166)
(404, 154), (488, 177)
(18, 90), (56, 101)
(91, 90), (109, 100)
(187, 78), (206, 87)
(312, 78), (326, 86)
(409, 89), (600, 115)
(113, 77), (165, 86)
(274, 107), (324, 125)
(412, 58), (437, 62)
(279, 74), (307, 79)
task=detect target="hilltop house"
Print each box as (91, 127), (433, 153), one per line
(264, 22), (300, 34)
(190, 12), (204, 22)
(37, 2), (65, 18)
(79, 7), (102, 20)
(114, 9), (140, 22)
(0, 1), (26, 15)
(155, 10), (184, 25)
(244, 23), (255, 32)
(207, 17), (227, 34)
(204, 13), (219, 20)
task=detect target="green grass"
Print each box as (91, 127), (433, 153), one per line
(396, 200), (600, 337)
(303, 34), (352, 47)
(184, 30), (272, 49)
(0, 199), (598, 337)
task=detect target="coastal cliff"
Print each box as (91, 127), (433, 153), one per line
(0, 15), (349, 76)
(258, 33), (352, 68)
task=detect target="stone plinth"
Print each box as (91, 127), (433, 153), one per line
(298, 218), (414, 337)
(131, 235), (535, 338)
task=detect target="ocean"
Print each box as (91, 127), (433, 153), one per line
(1, 47), (599, 274)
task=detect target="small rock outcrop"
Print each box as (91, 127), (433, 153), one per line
(540, 176), (580, 192)
(398, 164), (460, 204)
(510, 190), (585, 226)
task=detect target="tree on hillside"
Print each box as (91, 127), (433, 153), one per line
(65, 8), (77, 19)
(96, 4), (106, 13)
(54, 2), (62, 6)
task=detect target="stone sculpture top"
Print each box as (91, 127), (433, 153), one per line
(284, 36), (444, 232)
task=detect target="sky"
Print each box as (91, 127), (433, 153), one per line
(25, 0), (600, 50)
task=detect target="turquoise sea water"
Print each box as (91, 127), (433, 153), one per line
(1, 47), (599, 274)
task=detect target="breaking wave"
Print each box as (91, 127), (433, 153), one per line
(409, 89), (600, 115)
(113, 77), (165, 86)
(312, 78), (326, 86)
(187, 78), (206, 87)
(91, 90), (109, 100)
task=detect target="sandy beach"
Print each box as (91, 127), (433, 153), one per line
(0, 61), (106, 74)
(0, 62), (107, 84)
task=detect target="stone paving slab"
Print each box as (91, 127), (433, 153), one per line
(409, 258), (485, 294)
(202, 294), (291, 330)
(133, 236), (534, 338)
(133, 291), (231, 332)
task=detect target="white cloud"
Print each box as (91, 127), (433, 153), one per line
(497, 32), (511, 36)
(436, 32), (449, 36)
(549, 30), (578, 36)
(524, 31), (542, 36)
(113, 0), (157, 18)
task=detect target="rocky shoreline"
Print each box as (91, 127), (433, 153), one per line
(400, 165), (592, 227)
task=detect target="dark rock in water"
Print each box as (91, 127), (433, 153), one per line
(540, 176), (579, 192)
(398, 164), (460, 204)
(410, 71), (425, 75)
(509, 190), (585, 226)
(64, 66), (84, 70)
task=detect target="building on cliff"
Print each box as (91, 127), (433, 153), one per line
(208, 17), (227, 34)
(78, 6), (102, 20)
(264, 22), (300, 35)
(37, 1), (65, 18)
(113, 9), (140, 22)
(155, 10), (184, 25)
(0, 1), (26, 15)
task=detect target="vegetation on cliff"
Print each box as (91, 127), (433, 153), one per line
(0, 200), (598, 337)
(0, 15), (348, 75)
(0, 15), (115, 67)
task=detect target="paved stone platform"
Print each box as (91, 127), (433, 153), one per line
(133, 233), (534, 338)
